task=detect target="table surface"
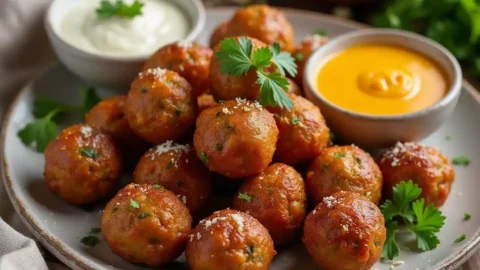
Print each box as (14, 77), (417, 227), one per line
(203, 0), (480, 269)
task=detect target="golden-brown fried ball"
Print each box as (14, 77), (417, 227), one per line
(377, 142), (454, 207)
(133, 141), (212, 213)
(303, 191), (386, 270)
(102, 184), (192, 267)
(228, 5), (295, 52)
(44, 124), (122, 205)
(292, 34), (328, 86)
(186, 209), (276, 270)
(197, 93), (218, 114)
(267, 94), (330, 166)
(125, 68), (196, 144)
(233, 163), (307, 245)
(142, 42), (213, 97)
(305, 145), (382, 205)
(210, 21), (230, 48)
(286, 78), (302, 96)
(209, 36), (269, 101)
(85, 95), (150, 161)
(194, 99), (278, 178)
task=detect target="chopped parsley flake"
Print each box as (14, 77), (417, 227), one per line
(334, 153), (346, 159)
(138, 212), (151, 219)
(238, 192), (252, 203)
(323, 163), (330, 168)
(89, 228), (101, 234)
(464, 213), (471, 221)
(79, 147), (98, 158)
(216, 143), (223, 151)
(141, 88), (148, 94)
(294, 52), (304, 61)
(177, 180), (184, 187)
(175, 108), (182, 116)
(268, 186), (273, 194)
(291, 117), (301, 125)
(166, 159), (174, 169)
(246, 245), (254, 255)
(111, 207), (118, 213)
(200, 151), (208, 163)
(80, 236), (100, 247)
(454, 234), (466, 243)
(452, 156), (470, 166)
(153, 184), (164, 189)
(129, 199), (140, 209)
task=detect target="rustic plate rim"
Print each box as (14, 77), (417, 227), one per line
(2, 7), (480, 270)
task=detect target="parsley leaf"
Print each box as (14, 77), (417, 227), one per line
(215, 38), (295, 109)
(454, 234), (466, 243)
(18, 114), (58, 152)
(216, 37), (253, 76)
(452, 156), (470, 166)
(80, 236), (100, 247)
(80, 87), (101, 116)
(79, 148), (98, 158)
(153, 184), (164, 189)
(291, 117), (301, 125)
(138, 212), (151, 219)
(200, 151), (209, 164)
(129, 199), (140, 209)
(270, 43), (297, 77)
(313, 28), (328, 36)
(464, 213), (472, 220)
(96, 0), (144, 19)
(382, 221), (400, 260)
(410, 199), (445, 250)
(256, 71), (294, 109)
(238, 192), (252, 203)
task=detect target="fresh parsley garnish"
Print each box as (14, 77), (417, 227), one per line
(238, 192), (252, 203)
(79, 147), (98, 158)
(454, 234), (466, 243)
(200, 151), (209, 164)
(246, 245), (255, 255)
(80, 236), (100, 247)
(216, 143), (223, 151)
(215, 37), (296, 109)
(177, 180), (184, 187)
(452, 156), (470, 166)
(17, 87), (100, 152)
(313, 28), (327, 36)
(138, 212), (151, 219)
(153, 184), (163, 189)
(96, 0), (144, 19)
(129, 199), (140, 209)
(294, 52), (304, 61)
(89, 228), (101, 234)
(291, 117), (301, 125)
(380, 181), (446, 260)
(464, 213), (472, 221)
(166, 159), (174, 169)
(334, 153), (346, 159)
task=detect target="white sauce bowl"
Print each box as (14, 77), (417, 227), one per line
(45, 0), (205, 88)
(303, 29), (462, 149)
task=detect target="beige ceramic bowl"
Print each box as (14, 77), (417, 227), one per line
(45, 0), (205, 88)
(303, 29), (462, 149)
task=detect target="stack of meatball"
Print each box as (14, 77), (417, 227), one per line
(43, 5), (454, 270)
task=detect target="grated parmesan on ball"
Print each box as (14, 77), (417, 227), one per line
(147, 141), (191, 160)
(80, 126), (92, 137)
(139, 68), (166, 79)
(323, 195), (337, 208)
(230, 213), (244, 233)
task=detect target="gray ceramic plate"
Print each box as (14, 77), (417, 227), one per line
(2, 7), (480, 270)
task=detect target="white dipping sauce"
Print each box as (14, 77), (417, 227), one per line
(61, 0), (190, 56)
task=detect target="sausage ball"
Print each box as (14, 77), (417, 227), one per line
(142, 42), (213, 97)
(85, 95), (149, 161)
(102, 184), (192, 267)
(125, 68), (196, 144)
(44, 124), (122, 205)
(210, 37), (270, 101)
(194, 99), (278, 178)
(210, 21), (230, 48)
(186, 209), (276, 270)
(292, 34), (328, 86)
(267, 94), (330, 166)
(133, 141), (212, 213)
(227, 5), (295, 52)
(197, 93), (218, 114)
(303, 191), (386, 270)
(305, 145), (382, 205)
(377, 142), (454, 207)
(233, 163), (307, 245)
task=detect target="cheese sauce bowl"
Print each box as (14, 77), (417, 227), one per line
(303, 29), (462, 149)
(45, 0), (205, 88)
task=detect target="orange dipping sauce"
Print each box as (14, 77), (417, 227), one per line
(316, 44), (448, 115)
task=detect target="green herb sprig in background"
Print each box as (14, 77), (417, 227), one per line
(373, 0), (480, 77)
(96, 0), (144, 19)
(17, 87), (100, 152)
(215, 37), (297, 109)
(380, 181), (446, 260)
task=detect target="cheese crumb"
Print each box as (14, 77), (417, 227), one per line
(196, 232), (201, 240)
(341, 224), (349, 232)
(230, 213), (244, 233)
(80, 126), (92, 137)
(140, 68), (166, 79)
(312, 210), (316, 215)
(222, 107), (232, 114)
(148, 141), (190, 160)
(323, 196), (337, 208)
